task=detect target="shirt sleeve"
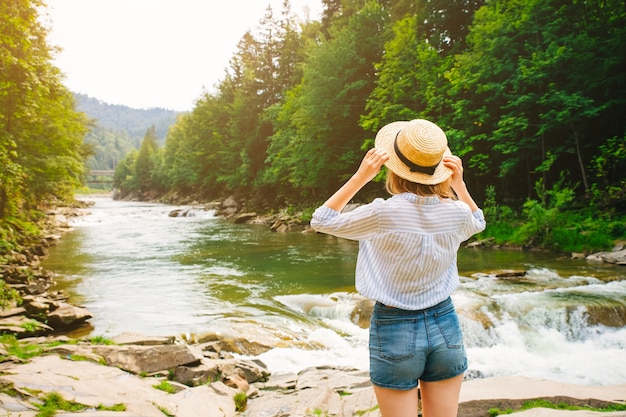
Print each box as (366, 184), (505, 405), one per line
(460, 207), (486, 241)
(310, 199), (382, 241)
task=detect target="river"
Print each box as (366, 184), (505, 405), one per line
(43, 197), (626, 386)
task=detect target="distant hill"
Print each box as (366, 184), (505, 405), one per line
(75, 93), (181, 140)
(74, 93), (183, 172)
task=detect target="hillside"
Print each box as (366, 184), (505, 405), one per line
(75, 93), (181, 140)
(74, 93), (182, 171)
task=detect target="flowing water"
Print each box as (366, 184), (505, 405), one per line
(43, 197), (626, 386)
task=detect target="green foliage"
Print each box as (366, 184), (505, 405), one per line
(0, 334), (43, 360)
(0, 279), (21, 310)
(488, 398), (626, 415)
(482, 177), (625, 252)
(20, 319), (40, 333)
(97, 403), (126, 411)
(34, 392), (87, 416)
(511, 176), (575, 248)
(153, 380), (177, 394)
(3, 0), (620, 255)
(0, 0), (90, 227)
(234, 391), (248, 412)
(88, 335), (115, 345)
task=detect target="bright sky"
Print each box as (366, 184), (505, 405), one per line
(44, 0), (323, 111)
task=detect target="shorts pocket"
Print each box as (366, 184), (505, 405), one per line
(371, 317), (418, 362)
(434, 308), (463, 349)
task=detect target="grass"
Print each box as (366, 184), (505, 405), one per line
(34, 392), (87, 417)
(234, 391), (248, 412)
(355, 405), (380, 416)
(488, 398), (626, 416)
(0, 334), (43, 360)
(153, 380), (177, 394)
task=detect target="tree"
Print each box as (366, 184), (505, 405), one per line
(263, 0), (390, 202)
(0, 0), (89, 219)
(135, 126), (159, 195)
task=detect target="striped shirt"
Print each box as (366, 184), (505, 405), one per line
(310, 192), (486, 310)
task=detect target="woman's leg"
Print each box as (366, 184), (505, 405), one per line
(373, 385), (419, 417)
(419, 373), (464, 417)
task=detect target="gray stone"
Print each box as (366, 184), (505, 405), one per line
(94, 344), (203, 374)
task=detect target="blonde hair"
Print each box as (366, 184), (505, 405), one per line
(385, 170), (455, 199)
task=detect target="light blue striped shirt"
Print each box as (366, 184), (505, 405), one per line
(311, 192), (486, 310)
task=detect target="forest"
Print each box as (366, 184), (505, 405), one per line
(114, 0), (626, 252)
(75, 93), (179, 171)
(1, 0), (625, 256)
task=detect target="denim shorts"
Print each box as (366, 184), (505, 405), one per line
(369, 296), (467, 390)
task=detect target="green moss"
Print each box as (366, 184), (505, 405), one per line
(153, 380), (177, 394)
(0, 334), (43, 359)
(34, 392), (88, 417)
(488, 398), (626, 415)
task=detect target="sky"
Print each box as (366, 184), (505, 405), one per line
(44, 0), (323, 111)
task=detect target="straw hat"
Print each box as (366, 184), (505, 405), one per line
(374, 119), (452, 185)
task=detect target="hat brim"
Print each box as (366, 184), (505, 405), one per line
(374, 121), (453, 185)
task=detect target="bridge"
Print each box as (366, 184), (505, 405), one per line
(87, 170), (115, 184)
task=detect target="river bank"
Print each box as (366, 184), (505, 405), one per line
(1, 332), (625, 417)
(1, 195), (625, 416)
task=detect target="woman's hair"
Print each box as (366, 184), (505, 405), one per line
(385, 170), (455, 199)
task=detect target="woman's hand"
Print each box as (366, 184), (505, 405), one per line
(443, 155), (464, 190)
(443, 155), (479, 211)
(354, 148), (389, 183)
(322, 148), (388, 212)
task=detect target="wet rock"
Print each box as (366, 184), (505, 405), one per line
(234, 212), (257, 224)
(492, 269), (527, 278)
(350, 298), (375, 329)
(587, 249), (626, 265)
(111, 331), (176, 346)
(46, 302), (93, 330)
(195, 331), (273, 355)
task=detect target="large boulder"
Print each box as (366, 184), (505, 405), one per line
(587, 249), (626, 265)
(94, 344), (203, 374)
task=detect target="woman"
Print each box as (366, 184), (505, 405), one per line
(310, 119), (486, 417)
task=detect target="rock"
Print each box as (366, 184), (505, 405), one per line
(233, 212), (257, 224)
(169, 208), (185, 217)
(587, 249), (626, 265)
(465, 237), (494, 248)
(93, 344), (203, 374)
(46, 303), (93, 330)
(195, 331), (273, 355)
(111, 332), (176, 346)
(0, 354), (239, 417)
(0, 307), (27, 319)
(44, 343), (105, 363)
(173, 360), (221, 386)
(224, 373), (250, 392)
(245, 367), (380, 417)
(350, 298), (375, 329)
(0, 315), (52, 336)
(492, 269), (527, 278)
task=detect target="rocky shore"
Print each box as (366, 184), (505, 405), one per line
(0, 204), (95, 338)
(1, 196), (625, 416)
(1, 331), (625, 417)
